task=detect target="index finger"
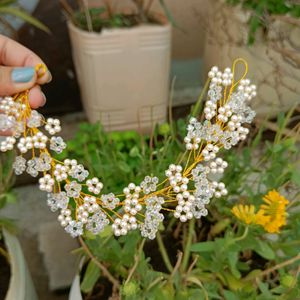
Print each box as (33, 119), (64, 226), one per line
(0, 34), (51, 84)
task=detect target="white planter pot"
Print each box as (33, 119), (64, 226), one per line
(203, 1), (300, 116)
(69, 273), (83, 300)
(68, 22), (171, 132)
(3, 229), (38, 300)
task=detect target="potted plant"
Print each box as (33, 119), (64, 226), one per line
(202, 0), (300, 117)
(61, 0), (173, 132)
(0, 151), (38, 300)
(0, 0), (49, 36)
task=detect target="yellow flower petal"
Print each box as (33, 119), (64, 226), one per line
(232, 204), (257, 225)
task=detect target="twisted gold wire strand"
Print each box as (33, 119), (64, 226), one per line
(10, 59), (249, 229)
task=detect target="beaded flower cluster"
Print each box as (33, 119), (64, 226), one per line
(0, 59), (256, 239)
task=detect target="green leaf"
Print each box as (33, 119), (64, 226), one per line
(0, 6), (50, 33)
(228, 251), (241, 279)
(118, 161), (131, 173)
(129, 146), (140, 158)
(210, 219), (231, 236)
(257, 280), (273, 298)
(292, 169), (300, 188)
(190, 241), (215, 252)
(223, 290), (239, 300)
(255, 240), (275, 260)
(0, 0), (16, 7)
(158, 0), (178, 28)
(80, 260), (101, 293)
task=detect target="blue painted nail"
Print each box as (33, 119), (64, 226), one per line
(11, 67), (35, 83)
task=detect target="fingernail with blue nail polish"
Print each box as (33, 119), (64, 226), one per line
(12, 67), (35, 83)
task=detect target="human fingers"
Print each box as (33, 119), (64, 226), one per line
(0, 34), (51, 84)
(0, 65), (37, 96)
(28, 85), (46, 109)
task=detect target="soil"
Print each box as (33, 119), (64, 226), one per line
(0, 240), (10, 300)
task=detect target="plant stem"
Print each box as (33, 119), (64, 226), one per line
(186, 255), (199, 276)
(169, 251), (183, 279)
(234, 226), (249, 242)
(169, 76), (176, 140)
(191, 79), (210, 118)
(125, 239), (145, 284)
(180, 218), (195, 273)
(78, 237), (120, 291)
(258, 253), (300, 278)
(145, 275), (165, 292)
(157, 232), (173, 273)
(145, 0), (154, 14)
(81, 0), (93, 32)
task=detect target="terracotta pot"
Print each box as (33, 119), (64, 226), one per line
(67, 22), (171, 132)
(203, 1), (300, 116)
(3, 229), (38, 300)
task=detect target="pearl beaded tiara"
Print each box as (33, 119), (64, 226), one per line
(0, 58), (256, 239)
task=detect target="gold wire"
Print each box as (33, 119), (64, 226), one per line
(11, 59), (249, 229)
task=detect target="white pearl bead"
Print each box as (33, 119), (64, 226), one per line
(174, 212), (180, 218)
(180, 215), (187, 222)
(187, 212), (193, 219)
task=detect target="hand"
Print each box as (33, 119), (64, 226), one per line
(0, 34), (51, 109)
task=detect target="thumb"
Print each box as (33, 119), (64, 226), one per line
(0, 66), (37, 96)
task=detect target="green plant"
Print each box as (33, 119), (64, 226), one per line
(0, 150), (17, 293)
(226, 0), (300, 44)
(65, 107), (300, 299)
(60, 0), (176, 32)
(55, 121), (184, 196)
(0, 0), (50, 35)
(0, 151), (16, 211)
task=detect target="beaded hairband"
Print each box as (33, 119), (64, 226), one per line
(0, 58), (256, 239)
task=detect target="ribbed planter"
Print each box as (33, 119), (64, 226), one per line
(68, 22), (171, 132)
(203, 1), (300, 116)
(3, 229), (38, 300)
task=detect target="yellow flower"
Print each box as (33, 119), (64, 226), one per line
(231, 190), (289, 233)
(231, 204), (257, 225)
(256, 190), (289, 233)
(255, 209), (271, 227)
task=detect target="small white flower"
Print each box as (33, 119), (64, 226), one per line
(47, 192), (69, 212)
(76, 196), (100, 224)
(35, 132), (48, 149)
(65, 220), (83, 238)
(27, 110), (42, 128)
(39, 174), (55, 192)
(37, 153), (52, 172)
(112, 214), (136, 236)
(174, 192), (194, 223)
(65, 181), (81, 198)
(0, 136), (16, 152)
(101, 193), (119, 210)
(58, 208), (72, 227)
(12, 156), (26, 175)
(86, 211), (110, 234)
(26, 158), (40, 177)
(45, 118), (61, 135)
(140, 176), (158, 194)
(54, 164), (69, 182)
(50, 136), (66, 154)
(0, 114), (16, 132)
(86, 177), (103, 194)
(69, 164), (89, 182)
(201, 144), (219, 161)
